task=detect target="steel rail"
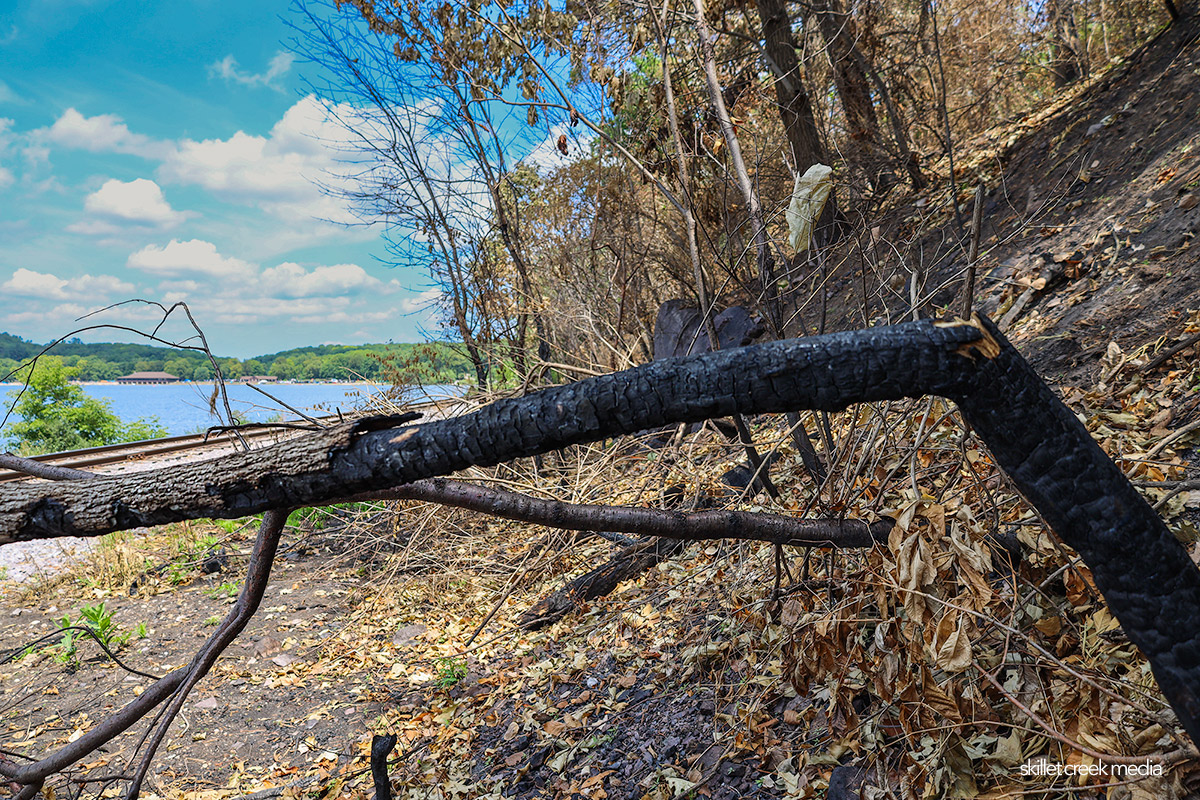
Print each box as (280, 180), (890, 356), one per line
(0, 393), (463, 483)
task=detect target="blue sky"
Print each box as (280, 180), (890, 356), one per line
(0, 0), (456, 358)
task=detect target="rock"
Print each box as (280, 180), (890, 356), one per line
(392, 623), (427, 646)
(251, 636), (284, 657)
(200, 550), (228, 574)
(1179, 193), (1198, 211)
(652, 300), (763, 360)
(827, 765), (870, 800)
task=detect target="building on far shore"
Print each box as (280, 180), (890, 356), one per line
(116, 371), (180, 384)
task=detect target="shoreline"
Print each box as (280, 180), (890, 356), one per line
(0, 380), (385, 387)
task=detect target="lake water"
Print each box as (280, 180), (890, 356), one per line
(0, 382), (459, 437)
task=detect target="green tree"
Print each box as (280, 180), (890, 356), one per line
(76, 357), (121, 381)
(163, 358), (193, 380)
(219, 358), (244, 380)
(267, 358), (288, 380)
(3, 357), (166, 455)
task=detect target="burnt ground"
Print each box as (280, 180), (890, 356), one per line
(2, 14), (1200, 800)
(0, 532), (380, 793)
(831, 15), (1200, 387)
(0, 516), (843, 799)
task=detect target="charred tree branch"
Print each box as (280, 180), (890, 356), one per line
(359, 478), (891, 548)
(3, 315), (1200, 745)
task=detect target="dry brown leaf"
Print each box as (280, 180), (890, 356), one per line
(930, 612), (973, 673)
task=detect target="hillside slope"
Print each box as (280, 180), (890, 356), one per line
(862, 15), (1199, 386)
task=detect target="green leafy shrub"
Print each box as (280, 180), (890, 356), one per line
(51, 602), (136, 667)
(3, 357), (166, 455)
(434, 655), (468, 688)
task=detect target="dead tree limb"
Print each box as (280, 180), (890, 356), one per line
(0, 453), (96, 482)
(373, 479), (890, 630)
(3, 314), (1200, 747)
(360, 479), (892, 548)
(520, 538), (687, 630)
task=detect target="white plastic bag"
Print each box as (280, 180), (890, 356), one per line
(786, 163), (833, 253)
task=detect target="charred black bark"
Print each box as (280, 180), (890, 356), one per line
(360, 479), (890, 548)
(3, 315), (1199, 744)
(520, 538), (687, 630)
(371, 734), (397, 800)
(1, 319), (990, 542)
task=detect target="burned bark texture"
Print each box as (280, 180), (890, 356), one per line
(362, 479), (891, 548)
(520, 537), (687, 630)
(3, 315), (1200, 745)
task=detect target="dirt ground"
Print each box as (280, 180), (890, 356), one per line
(1, 512), (838, 799)
(2, 14), (1200, 800)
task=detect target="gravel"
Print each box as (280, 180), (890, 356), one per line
(0, 537), (99, 583)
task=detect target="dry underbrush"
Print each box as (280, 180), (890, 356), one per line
(0, 316), (1197, 799)
(305, 323), (1200, 799)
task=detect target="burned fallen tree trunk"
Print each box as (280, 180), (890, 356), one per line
(520, 537), (688, 630)
(3, 314), (1200, 748)
(1, 316), (995, 541)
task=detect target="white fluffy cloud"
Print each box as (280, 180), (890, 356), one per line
(68, 178), (186, 234)
(158, 95), (357, 223)
(0, 268), (134, 300)
(42, 109), (173, 159)
(129, 239), (394, 310)
(399, 288), (441, 313)
(209, 51), (294, 90)
(128, 239), (254, 279)
(30, 98), (375, 237)
(260, 262), (384, 298)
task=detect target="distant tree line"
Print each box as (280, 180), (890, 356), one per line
(0, 333), (475, 384)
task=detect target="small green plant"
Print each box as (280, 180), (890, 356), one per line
(204, 616), (221, 626)
(434, 656), (468, 689)
(167, 561), (191, 585)
(213, 519), (243, 535)
(78, 602), (131, 649)
(206, 581), (240, 599)
(50, 602), (133, 667)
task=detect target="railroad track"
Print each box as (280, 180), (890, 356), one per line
(0, 397), (465, 484)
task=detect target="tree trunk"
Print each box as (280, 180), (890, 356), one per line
(755, 0), (824, 171)
(813, 0), (879, 149)
(1048, 0), (1086, 88)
